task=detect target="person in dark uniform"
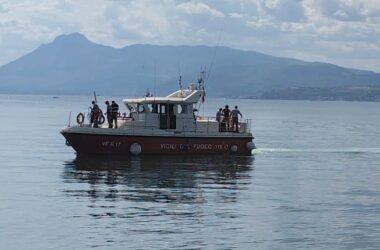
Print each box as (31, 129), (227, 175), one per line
(105, 101), (112, 128)
(91, 101), (100, 128)
(222, 105), (231, 131)
(111, 100), (119, 128)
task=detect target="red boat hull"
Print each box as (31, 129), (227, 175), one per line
(62, 132), (254, 155)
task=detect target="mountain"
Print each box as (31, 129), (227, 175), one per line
(1, 32), (380, 100)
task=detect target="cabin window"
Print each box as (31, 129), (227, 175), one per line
(148, 104), (158, 113)
(159, 104), (166, 114)
(180, 104), (188, 114)
(127, 104), (137, 113)
(177, 104), (182, 114)
(168, 104), (175, 115)
(137, 104), (146, 113)
(152, 104), (158, 113)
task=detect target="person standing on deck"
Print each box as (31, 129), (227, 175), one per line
(111, 100), (119, 128)
(105, 101), (112, 128)
(222, 105), (231, 131)
(216, 108), (223, 132)
(231, 106), (243, 133)
(91, 101), (100, 128)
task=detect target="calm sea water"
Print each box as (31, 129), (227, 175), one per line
(1, 94), (380, 250)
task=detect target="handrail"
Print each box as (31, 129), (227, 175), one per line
(196, 116), (252, 133)
(71, 112), (252, 134)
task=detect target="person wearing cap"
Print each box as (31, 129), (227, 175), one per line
(105, 101), (112, 128)
(231, 105), (243, 132)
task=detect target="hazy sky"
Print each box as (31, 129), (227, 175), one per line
(0, 0), (379, 72)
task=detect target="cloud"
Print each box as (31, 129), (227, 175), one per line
(315, 0), (367, 21)
(176, 2), (225, 18)
(259, 0), (306, 22)
(0, 0), (379, 72)
(0, 1), (10, 13)
(229, 12), (246, 19)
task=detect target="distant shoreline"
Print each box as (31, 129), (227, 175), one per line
(2, 91), (380, 102)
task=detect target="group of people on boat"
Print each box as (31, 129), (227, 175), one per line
(216, 105), (243, 133)
(90, 100), (119, 128)
(87, 98), (243, 133)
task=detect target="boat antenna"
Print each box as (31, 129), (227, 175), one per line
(178, 62), (182, 90)
(93, 91), (97, 103)
(198, 66), (206, 90)
(205, 25), (223, 87)
(154, 63), (157, 96)
(179, 75), (182, 90)
(197, 66), (206, 114)
(145, 88), (151, 97)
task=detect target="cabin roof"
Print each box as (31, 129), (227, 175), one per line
(123, 88), (203, 104)
(123, 97), (185, 104)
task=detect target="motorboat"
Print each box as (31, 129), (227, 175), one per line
(61, 73), (255, 155)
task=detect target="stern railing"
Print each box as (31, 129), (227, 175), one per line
(196, 116), (252, 134)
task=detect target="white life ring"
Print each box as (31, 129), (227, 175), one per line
(230, 145), (238, 153)
(76, 112), (85, 125)
(98, 114), (105, 125)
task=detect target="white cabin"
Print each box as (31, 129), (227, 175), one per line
(118, 85), (250, 135)
(123, 86), (204, 132)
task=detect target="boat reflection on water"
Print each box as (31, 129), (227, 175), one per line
(62, 155), (255, 204)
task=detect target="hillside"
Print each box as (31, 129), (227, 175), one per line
(0, 32), (380, 100)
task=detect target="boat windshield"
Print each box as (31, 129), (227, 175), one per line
(126, 103), (137, 113)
